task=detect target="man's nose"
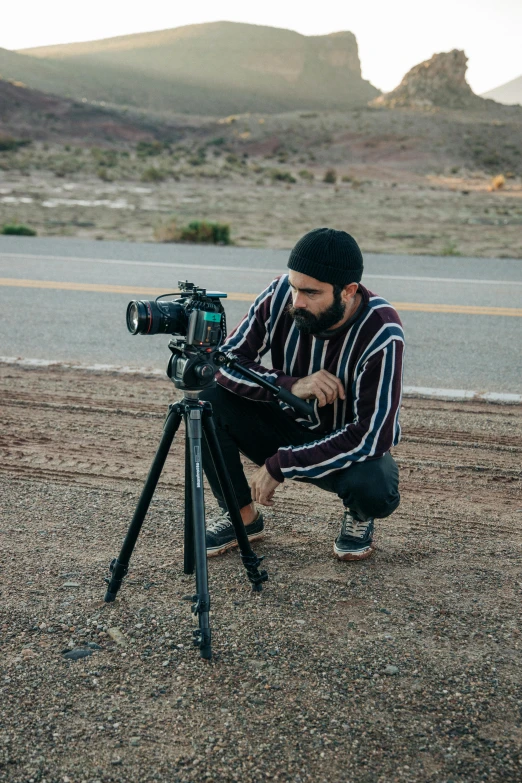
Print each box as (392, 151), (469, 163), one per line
(293, 291), (307, 309)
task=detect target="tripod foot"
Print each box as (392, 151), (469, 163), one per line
(104, 558), (128, 603)
(240, 553), (269, 592)
(193, 628), (212, 659)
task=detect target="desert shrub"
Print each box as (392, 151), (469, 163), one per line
(97, 166), (113, 181)
(490, 174), (505, 191)
(2, 223), (37, 236)
(187, 154), (205, 166)
(53, 159), (84, 177)
(155, 219), (230, 245)
(141, 167), (165, 183)
(209, 137), (226, 146)
(270, 169), (296, 184)
(136, 140), (164, 157)
(180, 220), (230, 245)
(0, 137), (32, 152)
(441, 240), (461, 256)
(341, 174), (362, 187)
(90, 147), (118, 167)
(299, 169), (314, 182)
(323, 168), (337, 184)
(225, 153), (239, 165)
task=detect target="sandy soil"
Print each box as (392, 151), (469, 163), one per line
(0, 364), (521, 782)
(1, 171), (522, 258)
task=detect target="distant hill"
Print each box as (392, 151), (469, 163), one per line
(481, 75), (522, 106)
(1, 22), (379, 115)
(0, 77), (193, 144)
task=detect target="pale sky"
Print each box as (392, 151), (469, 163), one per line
(2, 0), (521, 94)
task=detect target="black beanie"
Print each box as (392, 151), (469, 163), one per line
(287, 227), (363, 285)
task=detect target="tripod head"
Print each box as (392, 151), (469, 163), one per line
(167, 340), (218, 392)
(167, 345), (315, 418)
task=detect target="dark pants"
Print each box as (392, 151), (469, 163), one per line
(200, 384), (400, 521)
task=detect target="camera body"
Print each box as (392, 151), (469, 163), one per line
(126, 281), (226, 347)
(126, 281), (227, 391)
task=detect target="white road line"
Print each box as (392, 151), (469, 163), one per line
(1, 356), (520, 403)
(0, 356), (164, 377)
(362, 274), (522, 286)
(403, 386), (522, 404)
(1, 253), (521, 286)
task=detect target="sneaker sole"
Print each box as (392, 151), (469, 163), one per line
(333, 542), (375, 561)
(207, 532), (264, 558)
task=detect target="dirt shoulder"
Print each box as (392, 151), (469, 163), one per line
(1, 365), (521, 782)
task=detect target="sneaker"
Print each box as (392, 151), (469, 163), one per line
(206, 510), (264, 557)
(333, 511), (375, 561)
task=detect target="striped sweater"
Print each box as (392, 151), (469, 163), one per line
(217, 274), (404, 482)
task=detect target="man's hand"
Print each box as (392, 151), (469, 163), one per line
(291, 370), (346, 408)
(250, 465), (282, 507)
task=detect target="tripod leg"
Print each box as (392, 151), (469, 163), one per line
(185, 404), (212, 659)
(104, 403), (183, 602)
(184, 435), (195, 575)
(202, 402), (268, 593)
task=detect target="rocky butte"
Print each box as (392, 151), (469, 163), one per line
(371, 49), (487, 110)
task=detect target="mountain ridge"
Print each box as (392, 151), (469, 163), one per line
(1, 22), (379, 115)
(481, 75), (522, 106)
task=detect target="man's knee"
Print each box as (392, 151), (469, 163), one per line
(199, 383), (236, 427)
(337, 455), (400, 519)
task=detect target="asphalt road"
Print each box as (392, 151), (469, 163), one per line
(1, 236), (521, 394)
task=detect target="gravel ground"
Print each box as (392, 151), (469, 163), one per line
(1, 365), (521, 782)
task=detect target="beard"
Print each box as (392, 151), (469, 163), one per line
(288, 287), (347, 335)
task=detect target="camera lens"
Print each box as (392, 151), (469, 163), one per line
(126, 301), (150, 334)
(126, 299), (188, 335)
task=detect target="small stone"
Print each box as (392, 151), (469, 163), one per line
(86, 642), (102, 650)
(107, 627), (127, 646)
(62, 581), (80, 588)
(130, 737), (140, 746)
(111, 757), (122, 766)
(383, 664), (399, 676)
(63, 648), (92, 661)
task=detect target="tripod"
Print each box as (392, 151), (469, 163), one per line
(104, 387), (269, 659)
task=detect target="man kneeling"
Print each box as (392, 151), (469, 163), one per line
(202, 228), (404, 561)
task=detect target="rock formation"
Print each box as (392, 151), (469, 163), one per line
(371, 49), (484, 109)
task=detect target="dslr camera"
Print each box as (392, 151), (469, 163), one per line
(126, 281), (227, 391)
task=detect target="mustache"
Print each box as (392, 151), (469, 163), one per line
(287, 305), (316, 321)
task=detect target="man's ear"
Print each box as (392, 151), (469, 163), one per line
(342, 283), (359, 300)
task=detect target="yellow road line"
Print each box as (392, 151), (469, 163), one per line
(390, 301), (522, 317)
(1, 278), (522, 317)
